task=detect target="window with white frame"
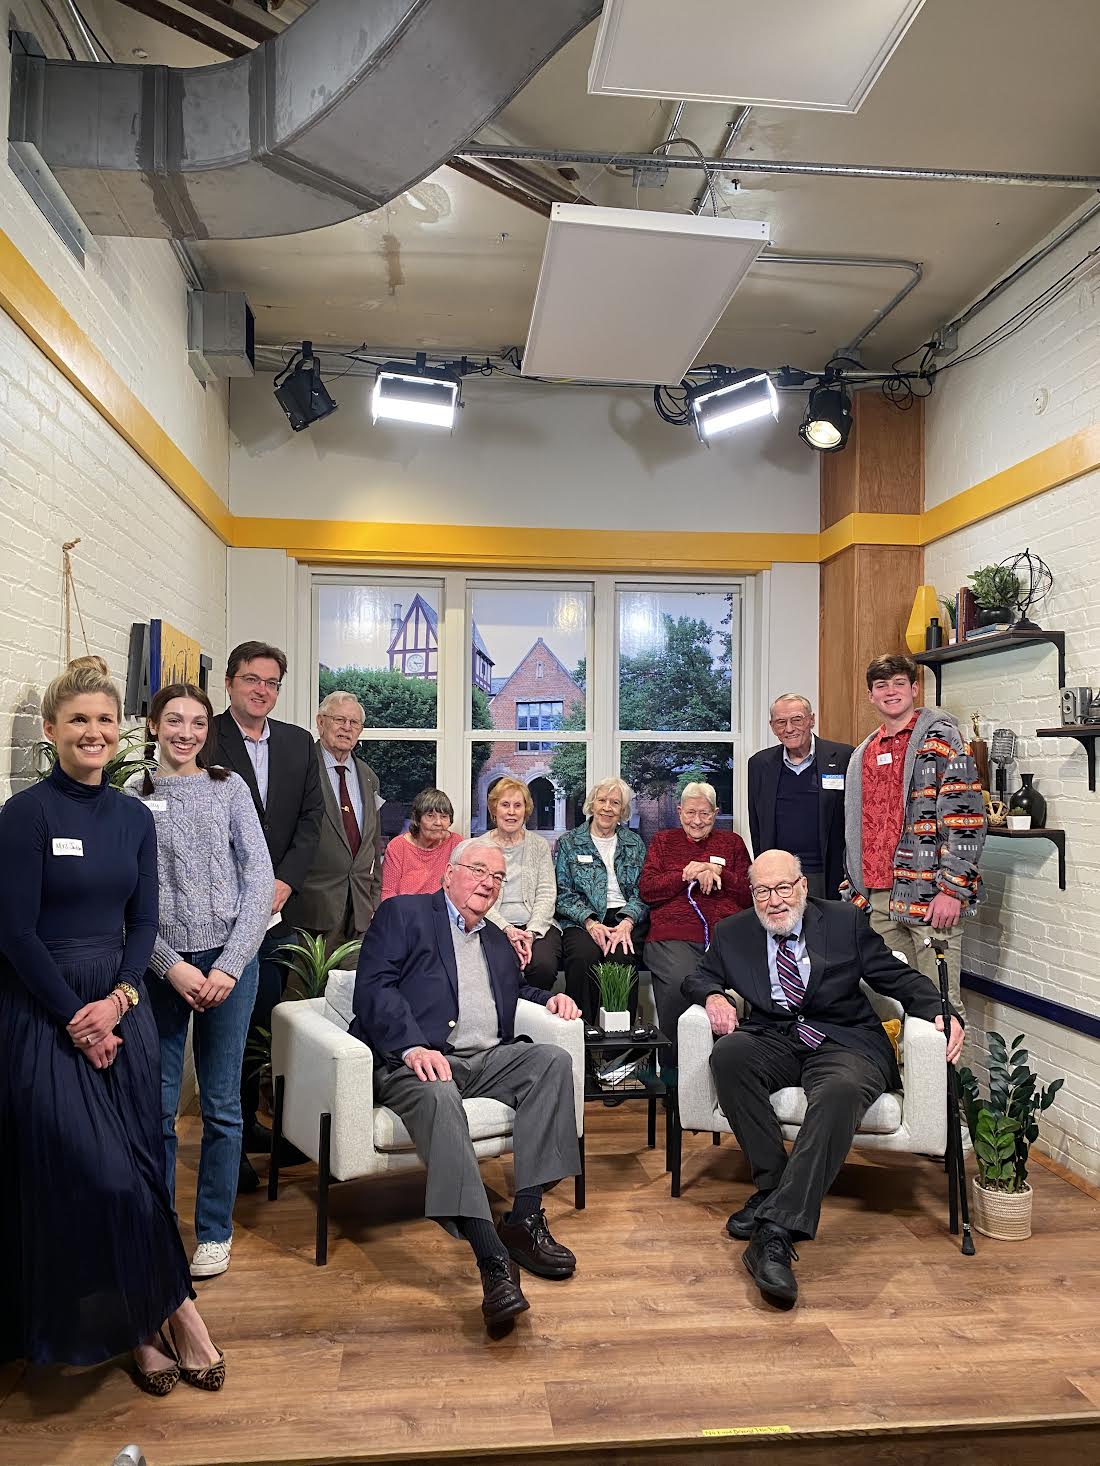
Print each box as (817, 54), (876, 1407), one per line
(310, 572), (746, 847)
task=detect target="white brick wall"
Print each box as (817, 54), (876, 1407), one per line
(924, 202), (1100, 1185)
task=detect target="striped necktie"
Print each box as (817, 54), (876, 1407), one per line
(774, 933), (825, 1049)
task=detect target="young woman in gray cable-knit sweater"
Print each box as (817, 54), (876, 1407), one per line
(126, 682), (274, 1282)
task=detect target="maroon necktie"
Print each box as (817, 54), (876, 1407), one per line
(335, 764), (361, 857)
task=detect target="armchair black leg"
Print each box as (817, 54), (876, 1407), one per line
(712, 1132), (721, 1146)
(575, 1134), (586, 1211)
(315, 1111), (332, 1266)
(647, 1095), (656, 1149)
(267, 1073), (285, 1202)
(669, 1100), (682, 1198)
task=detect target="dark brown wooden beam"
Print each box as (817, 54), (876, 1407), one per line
(178, 0), (277, 45)
(111, 0), (249, 58)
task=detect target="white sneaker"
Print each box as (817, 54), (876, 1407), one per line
(191, 1239), (232, 1278)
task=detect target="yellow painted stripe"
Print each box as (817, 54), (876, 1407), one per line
(0, 228), (234, 542)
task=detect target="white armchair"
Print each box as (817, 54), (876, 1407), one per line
(672, 981), (948, 1200)
(268, 970), (586, 1264)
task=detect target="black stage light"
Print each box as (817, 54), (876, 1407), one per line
(273, 341), (338, 432)
(689, 368), (777, 443)
(799, 381), (852, 452)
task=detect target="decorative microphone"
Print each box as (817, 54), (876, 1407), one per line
(989, 726), (1017, 803)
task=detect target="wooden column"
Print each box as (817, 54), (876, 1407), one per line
(818, 392), (924, 745)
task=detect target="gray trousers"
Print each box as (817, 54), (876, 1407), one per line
(643, 939), (704, 1066)
(867, 889), (964, 1020)
(374, 1042), (579, 1234)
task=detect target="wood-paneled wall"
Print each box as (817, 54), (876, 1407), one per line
(819, 393), (924, 744)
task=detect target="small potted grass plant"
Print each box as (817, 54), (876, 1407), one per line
(593, 960), (637, 1033)
(958, 1031), (1063, 1240)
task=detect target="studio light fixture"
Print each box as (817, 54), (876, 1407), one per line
(273, 341), (338, 432)
(372, 355), (462, 429)
(690, 369), (777, 442)
(799, 381), (852, 452)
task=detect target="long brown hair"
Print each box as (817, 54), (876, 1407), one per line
(142, 682), (229, 795)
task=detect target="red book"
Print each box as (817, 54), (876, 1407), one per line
(957, 586), (976, 641)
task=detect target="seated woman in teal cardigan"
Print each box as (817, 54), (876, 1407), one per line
(553, 777), (648, 1025)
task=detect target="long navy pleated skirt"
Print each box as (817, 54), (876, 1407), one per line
(0, 939), (193, 1366)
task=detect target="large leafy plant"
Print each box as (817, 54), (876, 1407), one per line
(958, 1031), (1063, 1193)
(245, 932), (361, 1082)
(33, 726), (157, 789)
(968, 563), (1021, 611)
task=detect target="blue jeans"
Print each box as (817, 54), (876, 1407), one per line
(148, 948), (260, 1244)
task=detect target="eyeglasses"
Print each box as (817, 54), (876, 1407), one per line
(454, 862), (506, 888)
(322, 714), (363, 729)
(749, 881), (802, 902)
(771, 715), (809, 730)
(237, 674), (283, 693)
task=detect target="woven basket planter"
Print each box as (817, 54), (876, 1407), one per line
(971, 1179), (1033, 1240)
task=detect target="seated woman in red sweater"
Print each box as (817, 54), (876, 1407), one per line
(638, 781), (751, 1074)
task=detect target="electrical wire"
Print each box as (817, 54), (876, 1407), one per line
(67, 0), (113, 60)
(38, 0), (77, 58)
(658, 135), (723, 218)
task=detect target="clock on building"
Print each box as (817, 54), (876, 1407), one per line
(405, 652), (426, 673)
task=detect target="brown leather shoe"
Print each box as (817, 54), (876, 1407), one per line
(497, 1209), (576, 1279)
(479, 1256), (529, 1326)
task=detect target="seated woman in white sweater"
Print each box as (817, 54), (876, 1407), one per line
(482, 778), (560, 990)
(127, 683), (274, 1280)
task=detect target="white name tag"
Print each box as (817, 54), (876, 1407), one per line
(709, 855), (726, 866)
(144, 799), (167, 812)
(877, 752), (893, 766)
(52, 838), (83, 857)
(821, 774), (845, 790)
(577, 854), (594, 864)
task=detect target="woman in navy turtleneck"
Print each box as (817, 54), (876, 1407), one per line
(0, 657), (223, 1392)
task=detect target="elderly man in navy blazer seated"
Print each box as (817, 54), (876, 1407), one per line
(683, 848), (963, 1307)
(351, 838), (582, 1328)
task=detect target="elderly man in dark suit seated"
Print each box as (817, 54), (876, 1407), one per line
(684, 848), (963, 1307)
(351, 838), (582, 1329)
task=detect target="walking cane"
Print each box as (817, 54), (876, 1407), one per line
(925, 935), (976, 1255)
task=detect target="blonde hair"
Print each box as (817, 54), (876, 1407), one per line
(583, 776), (633, 823)
(487, 777), (534, 821)
(679, 781), (717, 808)
(42, 655), (121, 723)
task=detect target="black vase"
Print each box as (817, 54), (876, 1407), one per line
(1009, 773), (1047, 828)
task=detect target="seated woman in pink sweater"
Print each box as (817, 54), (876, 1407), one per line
(380, 787), (462, 900)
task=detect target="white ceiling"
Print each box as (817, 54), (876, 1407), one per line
(62, 1), (1100, 373)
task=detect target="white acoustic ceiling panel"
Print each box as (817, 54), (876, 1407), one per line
(588, 0), (926, 113)
(522, 203), (769, 386)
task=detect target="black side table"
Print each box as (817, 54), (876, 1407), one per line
(576, 1024), (672, 1209)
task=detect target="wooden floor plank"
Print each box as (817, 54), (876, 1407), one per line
(0, 1109), (1097, 1465)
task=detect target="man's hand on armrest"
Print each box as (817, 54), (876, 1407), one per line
(705, 994), (738, 1036)
(935, 1015), (965, 1064)
(546, 993), (581, 1022)
(403, 1047), (452, 1082)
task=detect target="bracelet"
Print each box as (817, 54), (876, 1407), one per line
(109, 991), (125, 1026)
(112, 981), (141, 1016)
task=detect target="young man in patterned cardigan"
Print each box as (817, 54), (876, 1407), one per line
(841, 653), (986, 1017)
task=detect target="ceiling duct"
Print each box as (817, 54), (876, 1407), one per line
(8, 0), (601, 240)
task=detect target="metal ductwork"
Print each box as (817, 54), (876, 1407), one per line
(9, 0), (601, 240)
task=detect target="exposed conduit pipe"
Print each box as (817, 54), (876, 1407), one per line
(57, 0), (105, 60)
(458, 145), (1100, 190)
(690, 106), (751, 215)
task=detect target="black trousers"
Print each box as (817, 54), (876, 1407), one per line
(241, 922), (288, 1128)
(511, 925), (562, 993)
(710, 1026), (886, 1240)
(642, 939), (703, 1069)
(561, 910), (642, 1025)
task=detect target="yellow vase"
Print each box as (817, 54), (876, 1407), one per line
(905, 584), (941, 654)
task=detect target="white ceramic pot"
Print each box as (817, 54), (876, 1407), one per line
(598, 1007), (631, 1034)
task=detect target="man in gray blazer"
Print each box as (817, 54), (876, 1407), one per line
(294, 691), (383, 951)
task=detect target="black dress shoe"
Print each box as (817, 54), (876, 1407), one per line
(496, 1209), (576, 1279)
(478, 1257), (529, 1326)
(237, 1154), (260, 1195)
(275, 1139), (309, 1167)
(742, 1223), (799, 1305)
(242, 1121), (272, 1154)
(726, 1189), (772, 1241)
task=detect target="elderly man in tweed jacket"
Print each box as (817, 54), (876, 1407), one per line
(841, 652), (986, 1017)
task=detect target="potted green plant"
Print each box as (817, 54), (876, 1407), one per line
(245, 933), (361, 1088)
(592, 960), (637, 1033)
(33, 726), (158, 789)
(968, 564), (1022, 627)
(958, 1031), (1063, 1240)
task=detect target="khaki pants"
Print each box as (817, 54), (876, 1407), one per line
(867, 889), (965, 1021)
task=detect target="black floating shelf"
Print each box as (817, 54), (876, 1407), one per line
(914, 631), (1065, 705)
(985, 827), (1066, 889)
(1036, 724), (1100, 792)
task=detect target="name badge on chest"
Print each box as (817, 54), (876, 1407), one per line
(708, 855), (726, 867)
(821, 773), (845, 790)
(52, 838), (84, 857)
(877, 752), (893, 766)
(144, 799), (167, 812)
(577, 853), (594, 864)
